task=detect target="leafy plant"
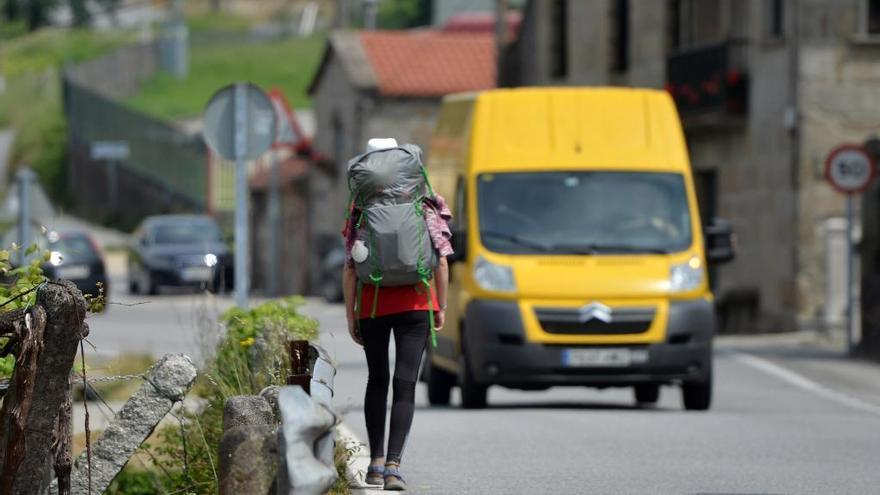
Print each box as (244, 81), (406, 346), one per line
(108, 297), (319, 494)
(0, 244), (49, 379)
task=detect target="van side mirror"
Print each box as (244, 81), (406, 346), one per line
(705, 218), (736, 264)
(447, 228), (467, 264)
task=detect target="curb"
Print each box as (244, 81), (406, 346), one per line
(337, 422), (388, 494)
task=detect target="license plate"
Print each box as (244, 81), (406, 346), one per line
(181, 267), (212, 282)
(57, 265), (90, 280)
(563, 348), (633, 367)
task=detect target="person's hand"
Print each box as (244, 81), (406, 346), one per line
(434, 310), (445, 331)
(348, 316), (363, 346)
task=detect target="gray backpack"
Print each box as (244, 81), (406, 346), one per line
(346, 144), (439, 319)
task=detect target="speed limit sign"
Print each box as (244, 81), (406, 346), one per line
(825, 144), (876, 195)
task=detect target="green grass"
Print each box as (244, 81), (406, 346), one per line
(126, 35), (326, 119)
(0, 27), (132, 200)
(187, 12), (252, 34)
(0, 27), (132, 78)
(0, 19), (27, 41)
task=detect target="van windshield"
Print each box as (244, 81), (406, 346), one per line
(476, 172), (693, 255)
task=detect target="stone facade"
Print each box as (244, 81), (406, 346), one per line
(307, 45), (441, 290)
(508, 0), (880, 334)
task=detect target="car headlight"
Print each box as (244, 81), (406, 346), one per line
(204, 253), (218, 267)
(669, 256), (705, 292)
(473, 256), (516, 293)
(49, 251), (64, 267)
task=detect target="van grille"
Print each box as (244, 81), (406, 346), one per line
(535, 306), (655, 335)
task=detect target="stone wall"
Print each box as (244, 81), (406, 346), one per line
(308, 54), (441, 293)
(797, 0), (880, 331)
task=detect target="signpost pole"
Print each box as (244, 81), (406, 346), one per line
(824, 143), (876, 355)
(846, 195), (855, 355)
(202, 82), (275, 306)
(234, 83), (249, 308)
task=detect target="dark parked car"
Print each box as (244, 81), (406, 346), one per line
(0, 227), (108, 298)
(128, 215), (232, 294)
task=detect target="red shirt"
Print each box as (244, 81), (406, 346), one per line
(356, 283), (439, 320)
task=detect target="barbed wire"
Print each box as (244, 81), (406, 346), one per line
(72, 373), (146, 384)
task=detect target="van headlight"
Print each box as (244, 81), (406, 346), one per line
(669, 256), (704, 292)
(474, 256), (516, 293)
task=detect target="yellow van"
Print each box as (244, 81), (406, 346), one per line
(422, 87), (734, 410)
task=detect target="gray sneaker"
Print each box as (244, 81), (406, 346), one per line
(365, 465), (384, 486)
(384, 464), (406, 491)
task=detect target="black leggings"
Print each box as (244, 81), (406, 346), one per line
(360, 311), (430, 463)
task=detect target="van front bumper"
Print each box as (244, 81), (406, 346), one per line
(464, 299), (714, 388)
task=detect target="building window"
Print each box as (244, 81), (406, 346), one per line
(669, 0), (725, 50)
(861, 0), (880, 36)
(767, 0), (784, 39)
(610, 0), (630, 72)
(550, 0), (568, 79)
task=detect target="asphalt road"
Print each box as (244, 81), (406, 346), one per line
(305, 301), (880, 495)
(86, 286), (880, 494)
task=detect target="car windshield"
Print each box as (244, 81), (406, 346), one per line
(51, 234), (97, 260)
(477, 171), (693, 255)
(151, 221), (222, 245)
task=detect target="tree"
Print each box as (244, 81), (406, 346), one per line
(68, 0), (90, 27)
(25, 0), (58, 31)
(96, 0), (120, 25)
(377, 0), (431, 29)
(3, 0), (20, 21)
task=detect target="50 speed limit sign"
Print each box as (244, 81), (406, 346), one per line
(825, 144), (876, 195)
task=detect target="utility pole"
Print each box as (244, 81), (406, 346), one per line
(337, 0), (349, 28)
(16, 168), (35, 266)
(364, 0), (378, 30)
(268, 150), (281, 297)
(495, 0), (509, 87)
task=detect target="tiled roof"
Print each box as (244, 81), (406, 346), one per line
(358, 31), (496, 97)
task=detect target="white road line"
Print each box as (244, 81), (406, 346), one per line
(337, 422), (387, 493)
(733, 352), (880, 417)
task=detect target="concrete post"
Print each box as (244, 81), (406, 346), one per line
(65, 354), (197, 494)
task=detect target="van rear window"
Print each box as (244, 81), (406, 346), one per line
(476, 171), (692, 255)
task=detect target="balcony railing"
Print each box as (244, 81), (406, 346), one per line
(666, 41), (748, 121)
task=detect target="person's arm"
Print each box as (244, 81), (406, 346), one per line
(433, 256), (449, 330)
(343, 263), (362, 345)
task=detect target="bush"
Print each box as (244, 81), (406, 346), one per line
(107, 297), (319, 495)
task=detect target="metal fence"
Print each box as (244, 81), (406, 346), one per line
(63, 77), (207, 212)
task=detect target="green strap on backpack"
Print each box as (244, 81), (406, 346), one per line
(346, 144), (440, 348)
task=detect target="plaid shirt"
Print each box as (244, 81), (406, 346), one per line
(342, 194), (454, 266)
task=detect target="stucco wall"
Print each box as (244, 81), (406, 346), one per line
(308, 56), (442, 293)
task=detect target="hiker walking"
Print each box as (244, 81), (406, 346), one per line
(342, 138), (453, 491)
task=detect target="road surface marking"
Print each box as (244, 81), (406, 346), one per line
(734, 352), (880, 417)
(337, 422), (386, 493)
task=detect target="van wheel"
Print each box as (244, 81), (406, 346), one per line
(682, 370), (712, 411)
(426, 357), (455, 406)
(459, 353), (487, 409)
(634, 384), (660, 405)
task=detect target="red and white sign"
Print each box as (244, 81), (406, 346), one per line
(825, 144), (876, 195)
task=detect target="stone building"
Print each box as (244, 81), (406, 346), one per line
(306, 30), (495, 289)
(504, 0), (880, 337)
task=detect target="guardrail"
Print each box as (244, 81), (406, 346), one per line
(219, 342), (338, 495)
